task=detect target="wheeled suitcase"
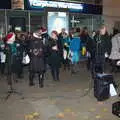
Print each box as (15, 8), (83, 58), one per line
(112, 101), (120, 118)
(94, 73), (113, 101)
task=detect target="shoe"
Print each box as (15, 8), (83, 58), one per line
(39, 84), (44, 88)
(56, 77), (60, 81)
(53, 78), (56, 81)
(29, 83), (34, 86)
(14, 79), (18, 83)
(57, 79), (60, 82)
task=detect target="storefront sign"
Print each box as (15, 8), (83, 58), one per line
(11, 0), (24, 9)
(29, 0), (83, 10)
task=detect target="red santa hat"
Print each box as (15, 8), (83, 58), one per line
(42, 27), (47, 34)
(52, 30), (58, 36)
(33, 27), (47, 39)
(39, 27), (47, 34)
(6, 32), (16, 44)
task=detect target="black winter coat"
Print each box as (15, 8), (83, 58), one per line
(5, 43), (18, 74)
(86, 35), (96, 59)
(15, 39), (24, 61)
(47, 38), (61, 68)
(29, 37), (45, 73)
(94, 33), (111, 56)
(93, 33), (111, 64)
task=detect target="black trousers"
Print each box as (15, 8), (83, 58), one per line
(63, 58), (70, 71)
(29, 71), (44, 87)
(16, 60), (23, 78)
(0, 63), (5, 74)
(87, 57), (91, 70)
(51, 66), (60, 81)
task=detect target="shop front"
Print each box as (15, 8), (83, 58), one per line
(0, 0), (103, 35)
(26, 0), (103, 34)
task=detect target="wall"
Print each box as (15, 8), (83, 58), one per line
(11, 0), (24, 9)
(103, 0), (120, 33)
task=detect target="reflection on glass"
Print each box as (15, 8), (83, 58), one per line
(48, 12), (68, 35)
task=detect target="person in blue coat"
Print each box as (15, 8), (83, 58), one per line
(69, 36), (81, 73)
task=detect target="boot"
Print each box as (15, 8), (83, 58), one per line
(29, 73), (34, 86)
(39, 74), (44, 88)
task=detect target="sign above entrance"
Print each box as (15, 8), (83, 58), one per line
(29, 0), (83, 10)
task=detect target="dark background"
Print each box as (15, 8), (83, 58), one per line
(0, 0), (102, 15)
(26, 0), (102, 15)
(0, 0), (11, 9)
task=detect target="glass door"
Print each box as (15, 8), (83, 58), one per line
(48, 12), (69, 35)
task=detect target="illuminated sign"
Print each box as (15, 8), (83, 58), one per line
(29, 0), (83, 10)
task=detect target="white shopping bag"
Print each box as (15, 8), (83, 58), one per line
(63, 49), (67, 60)
(0, 52), (6, 63)
(116, 60), (120, 66)
(52, 45), (58, 50)
(86, 51), (91, 57)
(110, 84), (117, 97)
(68, 50), (73, 60)
(22, 54), (30, 65)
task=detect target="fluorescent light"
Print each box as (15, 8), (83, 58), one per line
(58, 12), (66, 17)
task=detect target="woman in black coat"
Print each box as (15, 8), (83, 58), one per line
(93, 25), (111, 74)
(29, 32), (46, 87)
(48, 31), (61, 81)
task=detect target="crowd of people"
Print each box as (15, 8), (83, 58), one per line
(0, 25), (120, 88)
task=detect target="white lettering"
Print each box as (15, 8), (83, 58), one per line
(31, 0), (83, 10)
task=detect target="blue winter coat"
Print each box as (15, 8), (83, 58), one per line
(70, 37), (81, 52)
(69, 37), (81, 63)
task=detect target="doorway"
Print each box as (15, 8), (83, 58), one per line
(9, 17), (26, 32)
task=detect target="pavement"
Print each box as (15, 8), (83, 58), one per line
(0, 64), (120, 120)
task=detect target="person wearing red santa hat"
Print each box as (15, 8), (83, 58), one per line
(6, 32), (24, 80)
(29, 30), (46, 87)
(5, 32), (17, 86)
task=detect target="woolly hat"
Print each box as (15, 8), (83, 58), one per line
(33, 31), (42, 39)
(33, 27), (47, 39)
(41, 27), (47, 34)
(39, 27), (47, 34)
(52, 30), (58, 36)
(6, 32), (16, 44)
